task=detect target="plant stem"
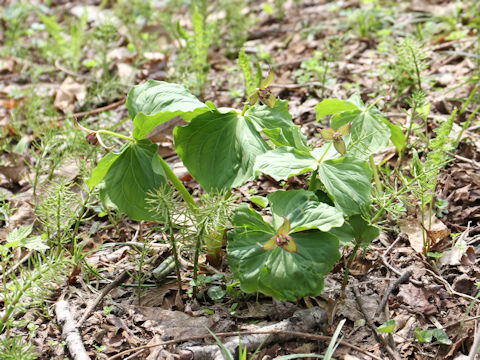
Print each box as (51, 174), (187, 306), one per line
(409, 46), (423, 91)
(308, 168), (318, 192)
(341, 240), (361, 297)
(369, 155), (382, 196)
(318, 142), (332, 163)
(241, 104), (249, 116)
(405, 103), (417, 147)
(97, 129), (135, 142)
(192, 225), (205, 299)
(157, 156), (198, 212)
(167, 215), (183, 293)
(455, 105), (480, 147)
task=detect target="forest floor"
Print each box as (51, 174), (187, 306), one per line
(0, 0), (480, 359)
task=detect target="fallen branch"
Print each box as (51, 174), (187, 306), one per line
(58, 97), (126, 121)
(374, 270), (412, 317)
(107, 307), (382, 360)
(77, 270), (130, 327)
(180, 307), (326, 360)
(55, 300), (90, 360)
(353, 286), (402, 360)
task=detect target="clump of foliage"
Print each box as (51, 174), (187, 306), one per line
(80, 63), (403, 300)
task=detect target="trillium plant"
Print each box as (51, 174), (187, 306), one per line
(80, 72), (405, 301)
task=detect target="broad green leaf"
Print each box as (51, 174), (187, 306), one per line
(381, 118), (406, 153)
(331, 108), (390, 159)
(432, 329), (452, 345)
(127, 80), (209, 140)
(377, 319), (396, 333)
(414, 328), (433, 343)
(98, 139), (166, 221)
(228, 216), (340, 300)
(7, 224), (33, 245)
(174, 110), (269, 191)
(349, 215), (379, 247)
(318, 157), (373, 216)
(315, 99), (358, 119)
(20, 236), (49, 251)
(207, 285), (226, 301)
(249, 196), (269, 208)
(329, 222), (355, 246)
(227, 198), (341, 301)
(245, 100), (305, 148)
(6, 225), (48, 251)
(87, 150), (123, 188)
(254, 146), (318, 181)
(268, 190), (344, 232)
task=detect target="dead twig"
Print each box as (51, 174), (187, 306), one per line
(424, 268), (479, 303)
(353, 286), (402, 360)
(375, 270), (412, 318)
(77, 270), (130, 327)
(58, 97), (126, 121)
(55, 300), (90, 360)
(381, 234), (423, 286)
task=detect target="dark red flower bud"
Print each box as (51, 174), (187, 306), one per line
(86, 132), (98, 145)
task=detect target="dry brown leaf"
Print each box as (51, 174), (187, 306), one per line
(129, 305), (213, 339)
(398, 213), (450, 253)
(397, 283), (437, 315)
(439, 238), (475, 267)
(54, 77), (87, 113)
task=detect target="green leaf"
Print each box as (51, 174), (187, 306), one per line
(174, 110), (269, 191)
(432, 329), (452, 345)
(329, 222), (355, 246)
(377, 320), (396, 333)
(227, 202), (341, 301)
(97, 139), (167, 221)
(331, 108), (390, 159)
(7, 224), (33, 245)
(381, 118), (406, 153)
(349, 215), (379, 247)
(254, 146), (318, 181)
(315, 99), (358, 119)
(87, 150), (123, 188)
(127, 80), (209, 140)
(20, 236), (49, 251)
(245, 100), (305, 148)
(414, 328), (433, 343)
(6, 225), (48, 251)
(318, 157), (373, 216)
(249, 195), (269, 208)
(207, 285), (226, 301)
(268, 190), (344, 232)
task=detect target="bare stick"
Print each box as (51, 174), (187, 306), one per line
(77, 270), (130, 327)
(55, 300), (90, 360)
(375, 270), (412, 317)
(57, 98), (126, 121)
(353, 286), (402, 360)
(381, 234), (423, 286)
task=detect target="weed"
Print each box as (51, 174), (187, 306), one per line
(0, 336), (38, 360)
(295, 37), (343, 99)
(393, 37), (429, 94)
(37, 10), (88, 72)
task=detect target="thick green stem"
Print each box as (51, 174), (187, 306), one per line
(157, 156), (198, 212)
(308, 168), (318, 192)
(369, 155), (382, 196)
(241, 104), (249, 116)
